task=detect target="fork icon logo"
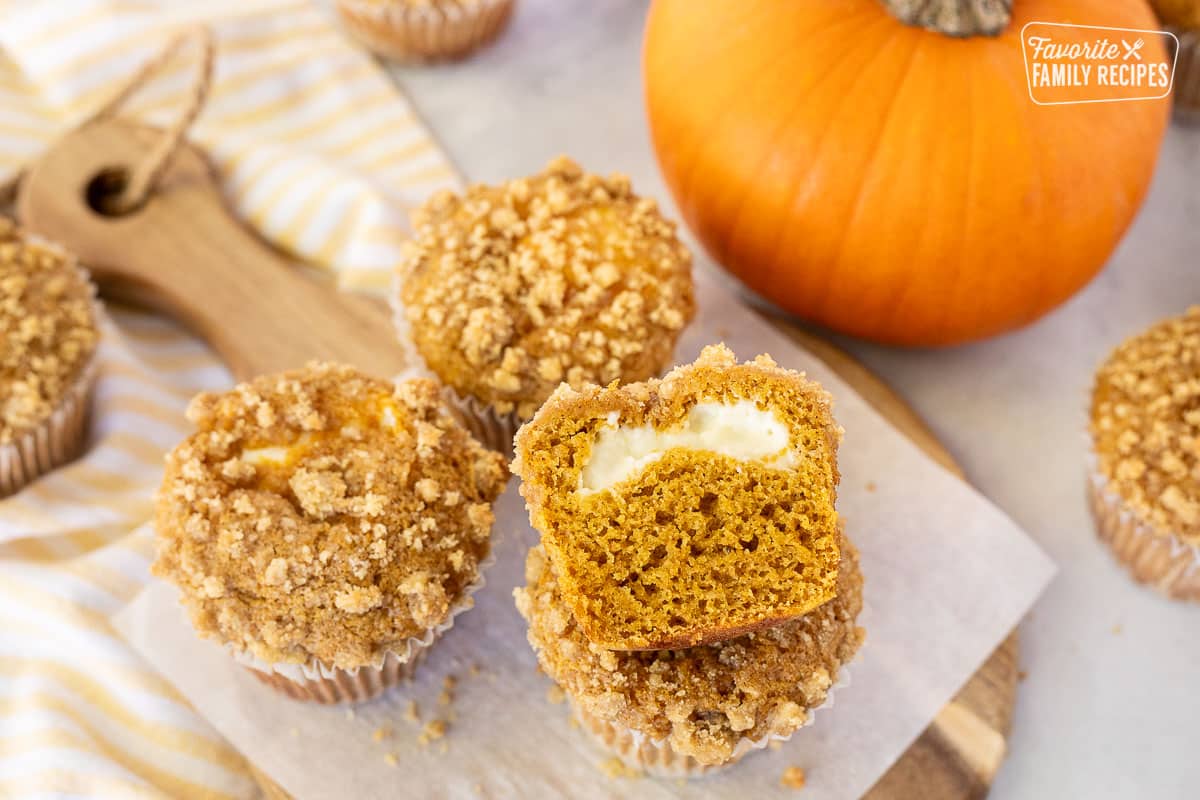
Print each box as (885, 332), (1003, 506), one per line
(1123, 38), (1145, 60)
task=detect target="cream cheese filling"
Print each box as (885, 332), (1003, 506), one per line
(240, 401), (404, 468)
(578, 400), (797, 494)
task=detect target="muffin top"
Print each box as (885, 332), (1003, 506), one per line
(153, 363), (509, 669)
(0, 219), (98, 444)
(515, 533), (863, 766)
(1151, 0), (1200, 28)
(1091, 307), (1200, 546)
(398, 156), (695, 419)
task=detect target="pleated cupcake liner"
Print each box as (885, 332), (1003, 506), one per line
(336, 0), (514, 63)
(0, 247), (101, 500)
(1087, 469), (1200, 602)
(0, 354), (97, 498)
(389, 276), (522, 457)
(230, 542), (496, 704)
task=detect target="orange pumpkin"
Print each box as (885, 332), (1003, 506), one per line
(644, 0), (1170, 345)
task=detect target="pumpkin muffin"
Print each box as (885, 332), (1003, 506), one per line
(514, 530), (864, 777)
(512, 344), (841, 651)
(153, 363), (509, 703)
(1088, 307), (1200, 601)
(0, 218), (99, 497)
(395, 156), (695, 453)
(336, 0), (515, 62)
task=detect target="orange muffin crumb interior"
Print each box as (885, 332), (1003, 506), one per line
(513, 344), (842, 650)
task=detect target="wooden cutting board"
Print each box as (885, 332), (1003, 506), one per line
(17, 118), (1017, 799)
(775, 326), (1018, 800)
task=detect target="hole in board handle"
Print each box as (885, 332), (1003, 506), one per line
(85, 167), (142, 217)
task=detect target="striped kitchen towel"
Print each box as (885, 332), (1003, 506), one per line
(0, 0), (460, 292)
(0, 1), (464, 796)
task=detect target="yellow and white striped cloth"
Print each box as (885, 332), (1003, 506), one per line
(0, 1), (461, 795)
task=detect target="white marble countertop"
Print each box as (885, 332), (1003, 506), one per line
(388, 3), (1198, 797)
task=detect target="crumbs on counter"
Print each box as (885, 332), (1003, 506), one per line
(781, 766), (806, 790)
(403, 700), (420, 724)
(384, 753), (398, 768)
(372, 725), (391, 743)
(419, 719), (448, 746)
(600, 757), (642, 779)
(865, 481), (877, 493)
(546, 684), (565, 705)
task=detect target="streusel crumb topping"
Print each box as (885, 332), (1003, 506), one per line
(0, 218), (97, 443)
(1091, 307), (1200, 545)
(153, 363), (508, 669)
(398, 156), (695, 419)
(514, 532), (863, 767)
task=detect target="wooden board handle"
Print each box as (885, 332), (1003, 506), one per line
(16, 120), (408, 382)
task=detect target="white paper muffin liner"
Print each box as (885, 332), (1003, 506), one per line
(1087, 466), (1200, 602)
(336, 0), (514, 63)
(0, 245), (101, 498)
(389, 276), (522, 456)
(230, 544), (498, 704)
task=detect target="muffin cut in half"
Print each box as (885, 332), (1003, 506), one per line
(512, 344), (842, 650)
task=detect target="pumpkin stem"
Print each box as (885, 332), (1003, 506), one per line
(880, 0), (1012, 37)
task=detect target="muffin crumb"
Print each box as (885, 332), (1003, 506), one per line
(419, 719), (448, 746)
(781, 766), (806, 790)
(600, 757), (642, 780)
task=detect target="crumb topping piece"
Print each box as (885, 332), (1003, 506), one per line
(781, 766), (807, 790)
(153, 363), (508, 669)
(512, 344), (843, 650)
(398, 156), (695, 419)
(515, 534), (863, 767)
(0, 218), (97, 443)
(1091, 307), (1200, 545)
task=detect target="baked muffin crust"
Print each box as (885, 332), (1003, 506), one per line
(515, 533), (863, 766)
(1091, 307), (1200, 546)
(0, 219), (97, 444)
(153, 364), (508, 669)
(398, 156), (695, 419)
